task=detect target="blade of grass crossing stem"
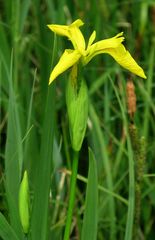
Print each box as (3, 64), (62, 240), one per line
(72, 172), (128, 206)
(30, 84), (55, 240)
(0, 213), (20, 240)
(81, 148), (98, 240)
(4, 52), (24, 238)
(89, 104), (116, 240)
(109, 76), (135, 240)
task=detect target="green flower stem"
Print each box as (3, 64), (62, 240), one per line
(63, 151), (79, 240)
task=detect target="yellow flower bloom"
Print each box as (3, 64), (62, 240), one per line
(48, 19), (146, 84)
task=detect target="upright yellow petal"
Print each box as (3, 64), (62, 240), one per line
(47, 19), (85, 53)
(49, 49), (81, 84)
(71, 19), (84, 27)
(68, 19), (85, 53)
(69, 25), (86, 53)
(103, 44), (146, 78)
(87, 31), (96, 48)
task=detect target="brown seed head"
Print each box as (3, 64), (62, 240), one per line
(126, 80), (136, 119)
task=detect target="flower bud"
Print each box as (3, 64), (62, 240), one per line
(66, 66), (88, 151)
(19, 171), (30, 234)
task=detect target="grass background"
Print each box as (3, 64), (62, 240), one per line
(0, 0), (155, 239)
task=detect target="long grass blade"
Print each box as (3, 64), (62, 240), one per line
(81, 148), (98, 240)
(0, 213), (20, 240)
(30, 84), (55, 240)
(3, 52), (24, 238)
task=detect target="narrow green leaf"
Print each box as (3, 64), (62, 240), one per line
(3, 52), (24, 238)
(30, 84), (55, 240)
(0, 213), (20, 240)
(81, 148), (98, 240)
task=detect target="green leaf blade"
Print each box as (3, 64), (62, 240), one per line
(81, 148), (98, 240)
(30, 85), (55, 240)
(0, 213), (20, 240)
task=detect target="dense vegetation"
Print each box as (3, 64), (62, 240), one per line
(0, 0), (155, 239)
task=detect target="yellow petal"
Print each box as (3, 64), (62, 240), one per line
(69, 25), (86, 53)
(85, 32), (125, 64)
(71, 19), (84, 27)
(103, 44), (146, 78)
(47, 19), (84, 37)
(94, 32), (124, 50)
(84, 32), (146, 78)
(49, 49), (81, 84)
(87, 31), (96, 48)
(47, 24), (68, 37)
(68, 19), (85, 52)
(47, 19), (85, 53)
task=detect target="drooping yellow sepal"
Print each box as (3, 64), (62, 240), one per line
(49, 49), (81, 84)
(84, 32), (146, 78)
(103, 44), (147, 79)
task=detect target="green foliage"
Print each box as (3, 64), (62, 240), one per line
(0, 213), (19, 240)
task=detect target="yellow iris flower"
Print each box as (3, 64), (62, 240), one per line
(48, 19), (146, 84)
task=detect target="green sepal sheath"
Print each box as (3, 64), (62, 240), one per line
(19, 171), (30, 234)
(66, 65), (88, 151)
